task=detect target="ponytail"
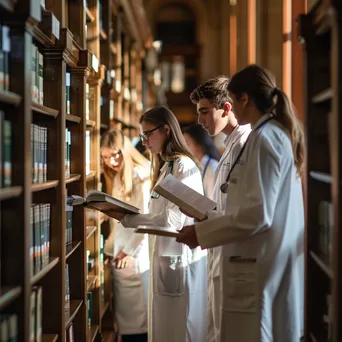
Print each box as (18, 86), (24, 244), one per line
(274, 89), (305, 177)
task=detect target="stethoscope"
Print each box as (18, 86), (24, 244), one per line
(220, 115), (274, 193)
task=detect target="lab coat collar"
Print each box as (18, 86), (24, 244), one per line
(252, 113), (274, 131)
(223, 125), (239, 146)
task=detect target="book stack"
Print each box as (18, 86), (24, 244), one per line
(65, 128), (71, 178)
(65, 189), (73, 246)
(66, 72), (71, 115)
(31, 124), (48, 184)
(0, 25), (10, 92)
(0, 112), (12, 187)
(0, 314), (18, 341)
(30, 203), (51, 276)
(31, 44), (44, 105)
(30, 286), (43, 342)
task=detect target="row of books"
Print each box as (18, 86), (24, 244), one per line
(30, 203), (51, 276)
(86, 130), (91, 175)
(65, 128), (71, 179)
(0, 25), (10, 92)
(0, 314), (17, 341)
(66, 189), (73, 245)
(30, 286), (43, 342)
(31, 124), (48, 184)
(32, 44), (44, 105)
(0, 112), (11, 187)
(318, 200), (333, 262)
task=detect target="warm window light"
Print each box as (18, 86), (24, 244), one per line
(115, 80), (121, 93)
(152, 40), (163, 54)
(131, 89), (137, 102)
(110, 69), (115, 79)
(161, 61), (171, 91)
(137, 101), (143, 111)
(124, 87), (131, 101)
(153, 69), (162, 86)
(109, 100), (114, 120)
(230, 0), (237, 5)
(92, 54), (99, 72)
(171, 59), (185, 93)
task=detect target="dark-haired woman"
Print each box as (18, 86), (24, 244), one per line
(178, 64), (304, 342)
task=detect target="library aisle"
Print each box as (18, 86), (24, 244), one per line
(0, 0), (156, 341)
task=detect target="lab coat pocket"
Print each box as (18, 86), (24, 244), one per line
(221, 256), (258, 313)
(155, 255), (185, 296)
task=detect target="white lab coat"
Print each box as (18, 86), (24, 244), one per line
(195, 114), (304, 342)
(205, 124), (251, 341)
(201, 155), (219, 199)
(104, 166), (150, 335)
(121, 156), (207, 342)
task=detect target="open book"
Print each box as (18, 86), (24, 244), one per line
(134, 225), (180, 238)
(154, 174), (217, 220)
(67, 190), (140, 214)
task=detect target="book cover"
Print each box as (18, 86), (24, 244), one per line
(134, 225), (180, 238)
(68, 189), (140, 215)
(154, 174), (216, 220)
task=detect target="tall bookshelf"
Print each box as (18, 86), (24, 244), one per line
(0, 0), (153, 341)
(299, 1), (342, 341)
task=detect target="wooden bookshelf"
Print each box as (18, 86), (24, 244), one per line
(299, 1), (342, 341)
(0, 0), (153, 341)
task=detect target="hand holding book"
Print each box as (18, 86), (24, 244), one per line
(176, 224), (199, 249)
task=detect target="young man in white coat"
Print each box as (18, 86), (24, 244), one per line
(178, 65), (304, 342)
(188, 76), (251, 341)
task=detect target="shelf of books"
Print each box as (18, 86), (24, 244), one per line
(299, 1), (342, 341)
(0, 0), (153, 341)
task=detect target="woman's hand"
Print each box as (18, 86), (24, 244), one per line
(114, 250), (135, 269)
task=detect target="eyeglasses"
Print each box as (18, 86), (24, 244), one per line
(139, 125), (164, 141)
(101, 151), (122, 162)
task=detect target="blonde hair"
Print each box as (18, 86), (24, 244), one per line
(139, 106), (201, 189)
(100, 130), (150, 201)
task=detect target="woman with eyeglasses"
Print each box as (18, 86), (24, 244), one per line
(177, 65), (305, 342)
(100, 130), (151, 342)
(106, 106), (208, 342)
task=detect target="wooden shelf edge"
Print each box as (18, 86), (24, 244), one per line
(86, 171), (96, 181)
(102, 330), (115, 342)
(0, 186), (23, 201)
(31, 257), (60, 285)
(0, 0), (14, 12)
(42, 334), (58, 342)
(309, 332), (318, 342)
(65, 299), (83, 328)
(0, 89), (22, 106)
(86, 226), (97, 239)
(86, 119), (96, 128)
(66, 114), (82, 124)
(88, 325), (99, 342)
(66, 174), (81, 184)
(32, 180), (59, 192)
(32, 102), (59, 118)
(66, 241), (82, 259)
(309, 251), (332, 279)
(85, 7), (95, 23)
(0, 286), (22, 311)
(312, 87), (333, 104)
(87, 275), (97, 291)
(100, 300), (110, 319)
(309, 171), (333, 184)
(100, 29), (108, 40)
(101, 123), (109, 130)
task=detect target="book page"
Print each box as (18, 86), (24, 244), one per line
(134, 225), (180, 238)
(69, 195), (86, 206)
(154, 174), (216, 219)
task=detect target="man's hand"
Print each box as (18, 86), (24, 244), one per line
(103, 209), (126, 221)
(176, 224), (200, 249)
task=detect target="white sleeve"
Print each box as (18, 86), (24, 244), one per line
(122, 159), (202, 231)
(195, 135), (285, 249)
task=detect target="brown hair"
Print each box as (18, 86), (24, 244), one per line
(139, 106), (200, 188)
(190, 75), (231, 108)
(100, 129), (150, 201)
(227, 64), (304, 176)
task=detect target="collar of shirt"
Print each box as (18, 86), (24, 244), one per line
(252, 113), (274, 131)
(223, 125), (239, 146)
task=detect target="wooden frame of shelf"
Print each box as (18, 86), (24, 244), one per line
(0, 0), (153, 341)
(299, 2), (342, 341)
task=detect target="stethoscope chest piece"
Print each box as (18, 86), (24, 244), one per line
(220, 182), (229, 194)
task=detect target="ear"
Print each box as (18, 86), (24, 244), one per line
(222, 102), (232, 116)
(163, 124), (171, 136)
(240, 92), (249, 108)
